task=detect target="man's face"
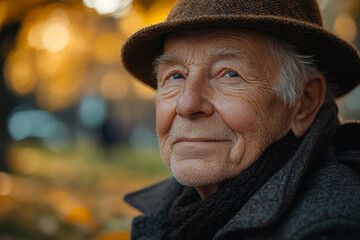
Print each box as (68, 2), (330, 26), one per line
(155, 29), (297, 187)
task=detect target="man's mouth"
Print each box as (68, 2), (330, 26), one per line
(174, 138), (230, 144)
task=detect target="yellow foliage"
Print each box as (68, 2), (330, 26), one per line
(97, 231), (130, 240)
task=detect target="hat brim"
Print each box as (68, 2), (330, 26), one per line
(121, 15), (360, 97)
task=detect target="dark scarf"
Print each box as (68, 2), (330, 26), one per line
(166, 131), (303, 240)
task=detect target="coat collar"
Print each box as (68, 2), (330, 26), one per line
(124, 100), (339, 238)
(124, 177), (183, 215)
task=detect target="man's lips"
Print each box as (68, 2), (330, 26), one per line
(174, 138), (230, 144)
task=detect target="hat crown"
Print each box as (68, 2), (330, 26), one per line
(167, 0), (323, 27)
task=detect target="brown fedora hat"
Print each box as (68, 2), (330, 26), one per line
(121, 0), (360, 97)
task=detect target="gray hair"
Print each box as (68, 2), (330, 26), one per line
(267, 36), (322, 107)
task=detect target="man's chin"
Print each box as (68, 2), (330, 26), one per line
(170, 162), (227, 187)
(172, 174), (216, 187)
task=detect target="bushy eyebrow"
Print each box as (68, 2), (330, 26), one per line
(154, 52), (184, 67)
(152, 48), (256, 78)
(210, 48), (255, 65)
(153, 53), (183, 79)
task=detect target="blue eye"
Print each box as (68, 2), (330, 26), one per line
(225, 71), (239, 77)
(170, 73), (184, 79)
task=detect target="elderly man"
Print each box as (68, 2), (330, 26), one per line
(121, 0), (360, 239)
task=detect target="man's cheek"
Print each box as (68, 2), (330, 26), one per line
(156, 102), (176, 133)
(156, 113), (168, 137)
(158, 138), (172, 172)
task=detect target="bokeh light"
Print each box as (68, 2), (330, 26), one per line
(4, 48), (37, 96)
(0, 2), (8, 28)
(100, 71), (130, 100)
(79, 95), (107, 129)
(118, 2), (173, 37)
(118, 8), (145, 37)
(7, 110), (57, 140)
(42, 22), (70, 52)
(41, 122), (71, 151)
(97, 231), (130, 240)
(128, 125), (157, 151)
(333, 13), (358, 42)
(66, 205), (93, 224)
(0, 172), (13, 196)
(7, 147), (41, 174)
(37, 215), (59, 235)
(94, 32), (123, 64)
(83, 0), (132, 17)
(133, 80), (155, 99)
(26, 6), (71, 51)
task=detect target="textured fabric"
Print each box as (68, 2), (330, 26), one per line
(166, 0), (322, 25)
(121, 0), (360, 97)
(124, 100), (360, 239)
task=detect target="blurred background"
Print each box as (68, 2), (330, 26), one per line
(0, 0), (359, 239)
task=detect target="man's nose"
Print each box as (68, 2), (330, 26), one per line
(176, 79), (214, 120)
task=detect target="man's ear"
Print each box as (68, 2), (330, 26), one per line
(290, 74), (326, 138)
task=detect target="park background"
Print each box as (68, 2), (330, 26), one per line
(0, 0), (360, 239)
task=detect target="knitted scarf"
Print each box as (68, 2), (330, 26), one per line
(166, 131), (303, 240)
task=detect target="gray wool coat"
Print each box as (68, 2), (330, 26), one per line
(125, 101), (360, 240)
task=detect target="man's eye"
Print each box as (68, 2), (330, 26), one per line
(225, 71), (239, 77)
(169, 73), (184, 79)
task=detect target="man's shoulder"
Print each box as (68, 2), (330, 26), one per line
(300, 161), (360, 212)
(278, 160), (360, 239)
(294, 121), (360, 218)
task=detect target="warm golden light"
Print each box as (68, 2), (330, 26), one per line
(97, 231), (130, 240)
(83, 0), (132, 17)
(48, 189), (70, 205)
(118, 8), (145, 37)
(133, 80), (155, 99)
(6, 3), (88, 111)
(337, 0), (360, 17)
(145, 2), (173, 26)
(93, 32), (123, 64)
(119, 1), (175, 37)
(28, 23), (45, 49)
(27, 7), (71, 52)
(333, 13), (358, 42)
(35, 46), (86, 79)
(7, 148), (41, 174)
(36, 73), (83, 111)
(4, 48), (37, 96)
(66, 206), (93, 224)
(35, 50), (64, 78)
(42, 22), (70, 52)
(0, 172), (13, 196)
(100, 71), (130, 100)
(48, 189), (74, 216)
(0, 2), (8, 27)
